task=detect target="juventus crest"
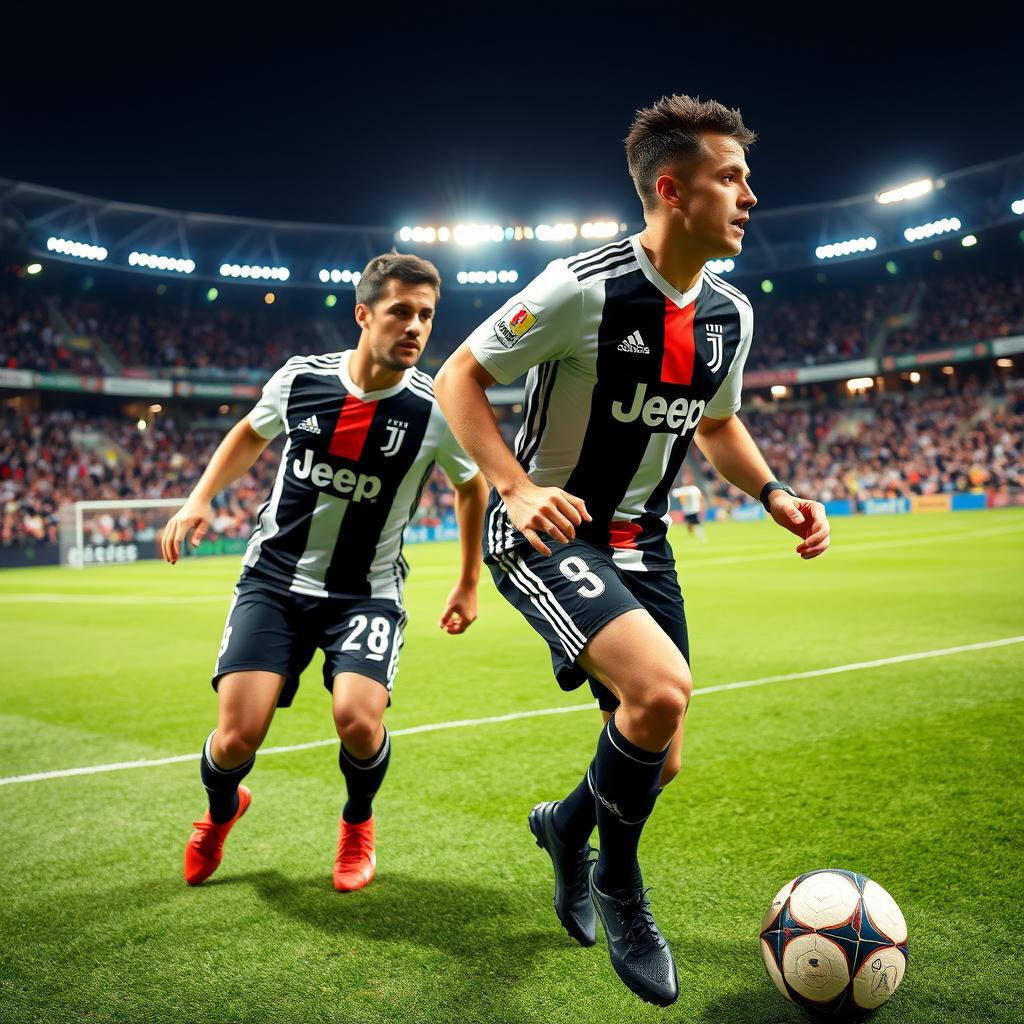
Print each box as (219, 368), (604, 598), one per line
(705, 323), (723, 372)
(380, 418), (408, 457)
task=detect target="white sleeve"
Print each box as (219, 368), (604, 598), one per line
(466, 260), (583, 384)
(704, 300), (753, 419)
(247, 362), (291, 439)
(435, 422), (480, 485)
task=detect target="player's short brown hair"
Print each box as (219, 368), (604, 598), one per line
(625, 94), (757, 209)
(356, 252), (441, 308)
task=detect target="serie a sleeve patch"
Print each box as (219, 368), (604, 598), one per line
(493, 303), (538, 348)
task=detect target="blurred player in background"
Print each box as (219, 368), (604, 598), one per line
(435, 95), (829, 1006)
(672, 475), (707, 542)
(161, 253), (487, 892)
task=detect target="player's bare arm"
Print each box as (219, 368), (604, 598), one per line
(695, 414), (830, 559)
(434, 346), (590, 557)
(439, 471), (488, 634)
(161, 418), (271, 564)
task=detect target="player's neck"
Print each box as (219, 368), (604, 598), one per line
(638, 222), (705, 296)
(348, 345), (405, 394)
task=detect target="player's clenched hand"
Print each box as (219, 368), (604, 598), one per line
(439, 583), (478, 635)
(161, 499), (214, 564)
(502, 479), (592, 557)
(769, 493), (830, 559)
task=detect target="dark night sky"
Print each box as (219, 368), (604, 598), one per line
(4, 6), (1021, 228)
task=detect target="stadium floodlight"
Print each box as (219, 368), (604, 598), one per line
(453, 223), (508, 245)
(128, 251), (195, 274)
(534, 223), (578, 242)
(903, 217), (961, 243)
(580, 221), (621, 239)
(961, 234), (978, 247)
(909, 371), (921, 383)
(770, 385), (788, 398)
(25, 263), (42, 275)
(815, 236), (877, 260)
(1010, 199), (1024, 215)
(875, 178), (933, 204)
(320, 268), (360, 285)
(457, 269), (519, 285)
(219, 263), (290, 281)
(46, 236), (108, 261)
(996, 357), (1013, 368)
(706, 258), (735, 274)
(846, 377), (874, 392)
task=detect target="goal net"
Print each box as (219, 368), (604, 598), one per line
(58, 498), (185, 568)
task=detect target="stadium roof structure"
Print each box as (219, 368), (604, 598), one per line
(2, 152), (1022, 288)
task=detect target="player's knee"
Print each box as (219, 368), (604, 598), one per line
(334, 706), (380, 751)
(216, 726), (263, 763)
(638, 669), (691, 726)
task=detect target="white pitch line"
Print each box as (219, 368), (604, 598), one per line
(1, 635), (1021, 788)
(0, 593), (228, 604)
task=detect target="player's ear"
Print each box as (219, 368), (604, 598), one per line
(354, 302), (370, 330)
(654, 173), (684, 209)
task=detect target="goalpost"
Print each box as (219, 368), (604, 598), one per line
(58, 498), (185, 568)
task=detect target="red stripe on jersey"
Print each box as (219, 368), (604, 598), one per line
(661, 297), (696, 385)
(328, 394), (377, 461)
(608, 520), (643, 549)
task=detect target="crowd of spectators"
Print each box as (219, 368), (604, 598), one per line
(4, 261), (1023, 381)
(0, 409), (279, 550)
(3, 375), (1021, 550)
(885, 266), (1024, 355)
(697, 377), (1023, 509)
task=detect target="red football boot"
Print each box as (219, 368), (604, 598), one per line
(184, 785), (252, 886)
(333, 815), (376, 892)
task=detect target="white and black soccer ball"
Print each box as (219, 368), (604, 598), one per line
(759, 868), (908, 1015)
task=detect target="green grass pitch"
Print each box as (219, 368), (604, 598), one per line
(1, 509), (1022, 1023)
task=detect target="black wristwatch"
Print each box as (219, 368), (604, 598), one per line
(759, 480), (797, 511)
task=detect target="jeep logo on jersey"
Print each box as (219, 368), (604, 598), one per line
(494, 302), (537, 348)
(380, 418), (408, 457)
(292, 448), (381, 501)
(611, 382), (706, 433)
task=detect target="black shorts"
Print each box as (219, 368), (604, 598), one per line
(490, 541), (689, 712)
(685, 513), (700, 525)
(212, 574), (407, 707)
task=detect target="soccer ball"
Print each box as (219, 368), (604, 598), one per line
(759, 868), (908, 1015)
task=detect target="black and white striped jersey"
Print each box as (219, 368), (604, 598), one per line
(467, 233), (753, 572)
(242, 350), (477, 602)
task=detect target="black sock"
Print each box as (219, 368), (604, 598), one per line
(339, 727), (390, 825)
(553, 761), (597, 847)
(200, 732), (254, 824)
(591, 715), (669, 895)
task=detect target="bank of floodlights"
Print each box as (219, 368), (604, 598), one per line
(218, 264), (290, 281)
(875, 178), (934, 204)
(317, 268), (362, 285)
(903, 217), (961, 243)
(815, 236), (877, 260)
(1012, 199), (1024, 215)
(129, 251), (196, 274)
(46, 236), (107, 261)
(706, 258), (735, 274)
(396, 221), (625, 246)
(455, 270), (519, 285)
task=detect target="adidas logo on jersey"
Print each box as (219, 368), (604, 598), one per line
(296, 415), (322, 434)
(617, 331), (650, 355)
